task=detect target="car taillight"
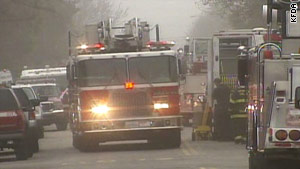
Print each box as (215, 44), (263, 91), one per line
(29, 111), (36, 120)
(16, 110), (25, 130)
(275, 130), (288, 141)
(289, 130), (300, 141)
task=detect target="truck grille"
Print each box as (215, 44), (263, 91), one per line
(108, 91), (152, 118)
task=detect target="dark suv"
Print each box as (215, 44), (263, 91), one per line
(12, 88), (40, 152)
(0, 88), (34, 160)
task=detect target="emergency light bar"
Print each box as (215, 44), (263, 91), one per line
(77, 43), (106, 54)
(147, 41), (175, 48)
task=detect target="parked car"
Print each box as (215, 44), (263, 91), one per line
(12, 88), (40, 153)
(0, 88), (34, 160)
(31, 83), (68, 130)
(12, 85), (44, 138)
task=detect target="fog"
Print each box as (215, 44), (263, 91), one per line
(0, 0), (229, 77)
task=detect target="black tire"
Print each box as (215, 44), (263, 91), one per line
(192, 131), (196, 141)
(73, 135), (98, 152)
(31, 139), (39, 153)
(249, 152), (266, 169)
(72, 135), (80, 149)
(15, 140), (32, 160)
(168, 129), (181, 148)
(38, 127), (44, 138)
(56, 121), (68, 131)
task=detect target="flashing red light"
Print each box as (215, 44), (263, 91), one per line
(93, 43), (104, 48)
(264, 50), (273, 59)
(263, 34), (282, 42)
(125, 82), (134, 89)
(147, 41), (175, 47)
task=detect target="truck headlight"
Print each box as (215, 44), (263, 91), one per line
(91, 105), (110, 115)
(154, 103), (169, 109)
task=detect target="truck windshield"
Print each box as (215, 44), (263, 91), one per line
(78, 58), (127, 87)
(32, 86), (61, 97)
(128, 56), (177, 84)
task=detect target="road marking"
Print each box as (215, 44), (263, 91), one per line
(199, 168), (206, 169)
(138, 158), (146, 161)
(96, 160), (116, 163)
(156, 157), (174, 161)
(181, 147), (191, 156)
(61, 163), (69, 166)
(183, 142), (199, 155)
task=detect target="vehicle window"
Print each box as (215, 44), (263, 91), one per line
(22, 87), (36, 100)
(78, 58), (127, 87)
(129, 56), (177, 84)
(12, 88), (31, 108)
(0, 89), (19, 111)
(32, 86), (61, 97)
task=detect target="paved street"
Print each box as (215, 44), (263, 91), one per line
(0, 127), (248, 169)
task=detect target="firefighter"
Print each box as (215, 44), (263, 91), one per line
(229, 87), (248, 144)
(212, 78), (231, 141)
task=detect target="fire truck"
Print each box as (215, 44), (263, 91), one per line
(204, 29), (266, 140)
(68, 18), (182, 151)
(247, 1), (300, 169)
(180, 38), (209, 126)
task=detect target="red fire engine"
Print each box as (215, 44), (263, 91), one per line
(68, 18), (182, 151)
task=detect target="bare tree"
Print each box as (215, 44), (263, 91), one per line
(71, 0), (128, 41)
(0, 0), (76, 76)
(194, 0), (266, 28)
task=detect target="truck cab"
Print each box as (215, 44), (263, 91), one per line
(68, 18), (182, 152)
(69, 50), (182, 151)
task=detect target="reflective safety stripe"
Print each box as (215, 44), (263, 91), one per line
(230, 99), (246, 103)
(220, 74), (238, 89)
(230, 114), (247, 119)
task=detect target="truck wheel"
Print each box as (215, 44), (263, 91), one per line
(15, 140), (32, 160)
(249, 152), (265, 169)
(72, 135), (80, 149)
(192, 131), (196, 141)
(56, 121), (68, 131)
(31, 139), (39, 153)
(73, 135), (98, 152)
(38, 126), (44, 138)
(166, 129), (181, 148)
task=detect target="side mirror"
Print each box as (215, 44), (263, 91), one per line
(72, 64), (78, 80)
(295, 87), (300, 109)
(30, 99), (40, 107)
(178, 59), (183, 75)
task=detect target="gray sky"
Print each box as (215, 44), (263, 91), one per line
(114, 0), (201, 47)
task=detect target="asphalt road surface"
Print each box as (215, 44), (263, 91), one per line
(0, 126), (248, 169)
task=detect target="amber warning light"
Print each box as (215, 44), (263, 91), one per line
(125, 82), (134, 89)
